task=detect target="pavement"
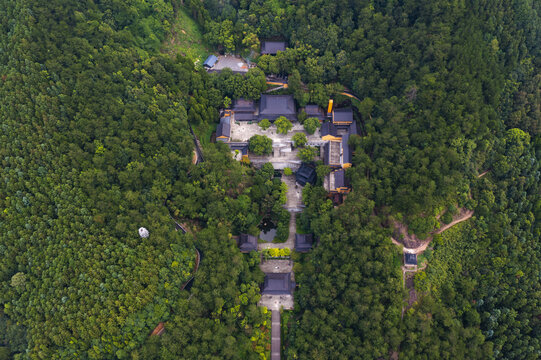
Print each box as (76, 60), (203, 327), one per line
(271, 310), (281, 360)
(230, 120), (321, 143)
(259, 259), (293, 273)
(209, 55), (250, 73)
(259, 294), (294, 311)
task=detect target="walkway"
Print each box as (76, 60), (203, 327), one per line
(271, 310), (281, 360)
(258, 174), (303, 357)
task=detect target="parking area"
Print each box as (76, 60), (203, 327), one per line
(210, 55), (251, 73)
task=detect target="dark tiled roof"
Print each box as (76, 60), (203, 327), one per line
(203, 55), (218, 68)
(259, 95), (296, 121)
(238, 234), (258, 252)
(261, 41), (286, 55)
(341, 134), (352, 164)
(262, 273), (295, 295)
(216, 117), (231, 141)
(295, 234), (313, 252)
(333, 169), (346, 188)
(233, 98), (256, 113)
(332, 107), (353, 124)
(296, 164), (316, 186)
(320, 122), (338, 137)
(228, 142), (249, 155)
(234, 112), (256, 121)
(405, 253), (418, 265)
(305, 105), (325, 120)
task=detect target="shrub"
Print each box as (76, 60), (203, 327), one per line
(259, 118), (271, 130)
(275, 116), (293, 134)
(292, 132), (307, 148)
(249, 135), (273, 155)
(304, 117), (320, 134)
(297, 146), (318, 162)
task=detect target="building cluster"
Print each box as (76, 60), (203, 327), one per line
(216, 94), (357, 194)
(320, 107), (357, 194)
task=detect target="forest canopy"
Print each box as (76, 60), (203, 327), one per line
(1, 0), (539, 359)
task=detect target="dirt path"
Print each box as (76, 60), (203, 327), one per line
(391, 208), (474, 254)
(477, 170), (490, 178)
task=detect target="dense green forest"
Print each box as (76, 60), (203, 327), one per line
(1, 0), (539, 359)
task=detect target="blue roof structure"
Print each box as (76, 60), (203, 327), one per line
(203, 55), (218, 68)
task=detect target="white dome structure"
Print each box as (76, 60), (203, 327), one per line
(138, 227), (149, 238)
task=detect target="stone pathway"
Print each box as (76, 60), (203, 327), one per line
(271, 310), (281, 360)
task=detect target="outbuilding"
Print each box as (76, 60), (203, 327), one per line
(405, 253), (418, 266)
(295, 234), (313, 252)
(216, 116), (231, 142)
(295, 164), (316, 186)
(203, 55), (218, 69)
(261, 41), (287, 55)
(238, 234), (258, 252)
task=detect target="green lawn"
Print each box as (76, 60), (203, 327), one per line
(162, 6), (211, 65)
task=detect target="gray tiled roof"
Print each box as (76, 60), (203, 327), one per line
(262, 273), (295, 295)
(233, 98), (256, 112)
(216, 116), (231, 140)
(405, 253), (418, 265)
(305, 105), (325, 119)
(259, 95), (296, 121)
(295, 234), (313, 252)
(332, 107), (353, 124)
(238, 234), (258, 252)
(261, 41), (286, 54)
(321, 122), (338, 137)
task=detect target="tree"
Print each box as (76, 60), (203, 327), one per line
(304, 117), (320, 134)
(283, 167), (293, 176)
(289, 69), (309, 105)
(249, 135), (273, 155)
(298, 146), (318, 162)
(258, 118), (271, 130)
(223, 96), (231, 108)
(275, 116), (293, 134)
(292, 133), (307, 148)
(10, 272), (26, 290)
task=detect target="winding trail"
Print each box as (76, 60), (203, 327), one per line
(391, 208), (474, 254)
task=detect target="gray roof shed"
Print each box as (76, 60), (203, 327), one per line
(261, 41), (286, 55)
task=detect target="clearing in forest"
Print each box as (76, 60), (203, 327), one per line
(162, 6), (210, 64)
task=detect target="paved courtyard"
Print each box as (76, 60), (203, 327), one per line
(209, 55), (251, 73)
(230, 119), (323, 144)
(259, 259), (294, 274)
(259, 294), (294, 311)
(232, 121), (324, 169)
